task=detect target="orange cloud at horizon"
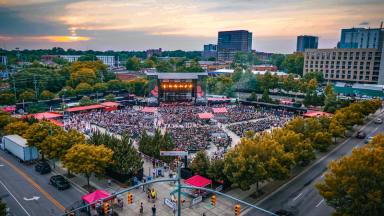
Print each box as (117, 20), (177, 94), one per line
(0, 36), (91, 42)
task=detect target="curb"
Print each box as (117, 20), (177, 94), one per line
(241, 111), (384, 215)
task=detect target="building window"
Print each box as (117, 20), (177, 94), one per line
(344, 52), (348, 60)
(349, 52), (354, 60)
(338, 52), (342, 60)
(368, 52), (372, 60)
(362, 52), (366, 60)
(347, 75), (351, 79)
(355, 52), (360, 60)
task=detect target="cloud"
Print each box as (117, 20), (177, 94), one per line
(359, 22), (370, 25)
(0, 36), (91, 42)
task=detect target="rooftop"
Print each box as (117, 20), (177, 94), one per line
(147, 72), (208, 79)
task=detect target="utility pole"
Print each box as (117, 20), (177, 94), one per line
(12, 77), (17, 102)
(33, 75), (37, 98)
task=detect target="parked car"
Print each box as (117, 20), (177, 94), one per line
(365, 137), (374, 143)
(362, 95), (369, 99)
(275, 209), (294, 216)
(375, 118), (382, 124)
(35, 162), (51, 174)
(356, 132), (366, 138)
(50, 175), (70, 190)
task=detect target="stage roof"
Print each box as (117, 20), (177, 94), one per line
(302, 111), (333, 117)
(22, 112), (63, 120)
(66, 105), (106, 112)
(147, 72), (208, 79)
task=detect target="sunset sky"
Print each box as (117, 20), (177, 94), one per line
(0, 0), (383, 53)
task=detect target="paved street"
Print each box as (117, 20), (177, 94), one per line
(0, 151), (85, 216)
(244, 111), (384, 216)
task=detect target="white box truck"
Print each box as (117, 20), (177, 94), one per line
(1, 135), (38, 163)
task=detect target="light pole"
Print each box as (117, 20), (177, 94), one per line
(38, 123), (55, 168)
(278, 82), (284, 100)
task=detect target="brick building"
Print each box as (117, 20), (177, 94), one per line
(250, 65), (277, 72)
(114, 73), (138, 81)
(146, 48), (162, 58)
(41, 55), (59, 61)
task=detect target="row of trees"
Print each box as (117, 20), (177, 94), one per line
(1, 115), (143, 188)
(190, 99), (382, 196)
(138, 129), (176, 163)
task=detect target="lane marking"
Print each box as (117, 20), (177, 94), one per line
(0, 157), (66, 212)
(316, 199), (324, 207)
(293, 193), (302, 201)
(23, 196), (40, 201)
(0, 180), (31, 216)
(321, 175), (324, 178)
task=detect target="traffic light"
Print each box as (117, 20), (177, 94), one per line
(174, 199), (178, 204)
(211, 195), (216, 205)
(128, 192), (132, 204)
(104, 202), (109, 214)
(180, 199), (185, 204)
(236, 203), (240, 215)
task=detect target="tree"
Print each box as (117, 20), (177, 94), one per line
(138, 129), (176, 163)
(78, 54), (99, 62)
(361, 100), (380, 118)
(207, 158), (228, 181)
(327, 119), (346, 143)
(142, 60), (155, 68)
(281, 53), (304, 76)
(270, 72), (279, 89)
(315, 144), (384, 216)
(282, 73), (296, 92)
(284, 117), (305, 135)
(93, 83), (109, 93)
(260, 89), (271, 103)
(300, 82), (308, 93)
(68, 68), (97, 87)
(260, 71), (273, 91)
(0, 63), (6, 70)
(62, 143), (114, 188)
(337, 99), (350, 110)
(0, 94), (15, 105)
(75, 83), (93, 95)
(208, 56), (216, 61)
(307, 78), (318, 93)
(250, 92), (258, 101)
(149, 56), (158, 64)
(18, 90), (35, 102)
(0, 115), (18, 132)
(319, 93), (326, 107)
(104, 94), (116, 102)
(22, 115), (39, 125)
(193, 56), (201, 62)
(155, 60), (173, 72)
(31, 60), (41, 68)
(302, 92), (312, 107)
(253, 56), (264, 65)
(125, 57), (141, 70)
(190, 150), (210, 176)
(51, 57), (68, 65)
(231, 67), (243, 83)
(313, 131), (333, 152)
(23, 121), (62, 160)
(302, 71), (325, 84)
(268, 54), (285, 70)
(311, 91), (319, 107)
(104, 72), (117, 83)
(40, 90), (55, 100)
(79, 96), (100, 106)
(0, 197), (7, 216)
(324, 93), (338, 114)
(27, 102), (48, 113)
(107, 79), (125, 90)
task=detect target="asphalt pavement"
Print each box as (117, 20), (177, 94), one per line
(0, 150), (85, 216)
(244, 112), (384, 216)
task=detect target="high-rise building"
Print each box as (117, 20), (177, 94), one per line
(339, 27), (383, 49)
(303, 48), (384, 84)
(296, 35), (319, 52)
(217, 30), (252, 61)
(0, 53), (7, 65)
(204, 44), (217, 51)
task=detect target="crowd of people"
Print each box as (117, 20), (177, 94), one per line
(227, 115), (293, 137)
(158, 105), (210, 124)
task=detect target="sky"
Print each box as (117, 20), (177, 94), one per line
(0, 0), (383, 53)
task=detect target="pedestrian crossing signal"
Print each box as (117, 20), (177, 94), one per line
(236, 203), (240, 215)
(211, 195), (216, 205)
(128, 193), (132, 204)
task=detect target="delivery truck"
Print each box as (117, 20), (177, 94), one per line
(1, 135), (38, 163)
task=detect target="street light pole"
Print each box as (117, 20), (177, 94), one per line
(38, 123), (54, 168)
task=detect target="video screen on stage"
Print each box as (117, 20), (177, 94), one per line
(159, 79), (194, 102)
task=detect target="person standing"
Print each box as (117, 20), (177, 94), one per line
(152, 169), (156, 179)
(139, 203), (143, 216)
(108, 179), (111, 188)
(119, 198), (123, 213)
(152, 205), (156, 216)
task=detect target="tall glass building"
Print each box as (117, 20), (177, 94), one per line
(296, 35), (319, 52)
(217, 30), (252, 61)
(339, 27), (382, 49)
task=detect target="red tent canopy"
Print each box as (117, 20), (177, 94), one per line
(198, 113), (213, 119)
(100, 102), (122, 107)
(66, 105), (106, 112)
(47, 118), (64, 127)
(279, 100), (292, 104)
(212, 108), (228, 113)
(184, 175), (212, 188)
(302, 111), (333, 117)
(141, 107), (159, 113)
(207, 98), (231, 101)
(3, 106), (16, 111)
(21, 112), (63, 120)
(81, 189), (113, 205)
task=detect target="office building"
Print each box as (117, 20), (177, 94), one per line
(296, 35), (319, 52)
(254, 51), (274, 63)
(0, 53), (6, 65)
(97, 56), (115, 66)
(303, 48), (384, 84)
(60, 55), (82, 63)
(217, 30), (252, 61)
(147, 48), (162, 58)
(204, 44), (217, 51)
(339, 24), (383, 49)
(57, 55), (115, 66)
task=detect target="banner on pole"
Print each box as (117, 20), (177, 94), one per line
(192, 196), (202, 205)
(165, 198), (176, 210)
(160, 151), (188, 156)
(216, 185), (223, 192)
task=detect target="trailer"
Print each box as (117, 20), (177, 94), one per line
(1, 135), (38, 163)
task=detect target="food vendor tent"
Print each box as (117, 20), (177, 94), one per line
(141, 107), (159, 113)
(212, 108), (228, 113)
(100, 102), (122, 107)
(81, 189), (113, 205)
(198, 113), (213, 119)
(184, 175), (212, 188)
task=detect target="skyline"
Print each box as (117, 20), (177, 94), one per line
(0, 0), (383, 53)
